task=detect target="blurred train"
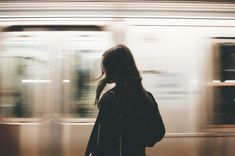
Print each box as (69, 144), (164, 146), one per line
(0, 1), (235, 156)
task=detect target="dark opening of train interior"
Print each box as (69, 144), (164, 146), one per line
(0, 1), (235, 156)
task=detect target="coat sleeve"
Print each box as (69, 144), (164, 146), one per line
(148, 92), (166, 142)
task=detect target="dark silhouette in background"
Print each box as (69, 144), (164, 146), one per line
(85, 44), (165, 156)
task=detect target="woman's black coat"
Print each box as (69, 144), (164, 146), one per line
(85, 87), (165, 156)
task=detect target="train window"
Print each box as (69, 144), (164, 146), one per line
(213, 86), (235, 124)
(57, 32), (113, 119)
(0, 31), (112, 121)
(210, 39), (235, 125)
(218, 43), (235, 81)
(0, 33), (51, 118)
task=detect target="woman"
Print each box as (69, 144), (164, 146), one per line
(85, 44), (165, 156)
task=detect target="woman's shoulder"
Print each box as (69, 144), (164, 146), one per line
(144, 91), (159, 109)
(102, 88), (116, 100)
(98, 88), (116, 109)
(145, 91), (154, 99)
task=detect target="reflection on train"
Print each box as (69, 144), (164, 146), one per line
(0, 1), (235, 156)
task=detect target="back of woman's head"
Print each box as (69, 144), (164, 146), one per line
(95, 44), (146, 105)
(103, 44), (140, 83)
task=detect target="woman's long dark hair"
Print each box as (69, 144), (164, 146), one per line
(95, 44), (148, 105)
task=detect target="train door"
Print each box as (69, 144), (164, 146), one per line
(54, 31), (113, 156)
(0, 31), (52, 156)
(0, 29), (113, 156)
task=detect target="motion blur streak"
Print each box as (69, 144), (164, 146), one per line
(0, 1), (235, 156)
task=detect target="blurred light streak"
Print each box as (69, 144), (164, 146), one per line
(224, 80), (235, 83)
(21, 79), (51, 83)
(62, 80), (70, 83)
(212, 80), (221, 83)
